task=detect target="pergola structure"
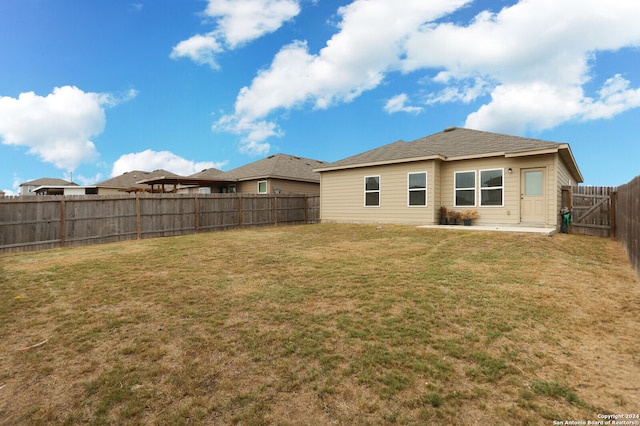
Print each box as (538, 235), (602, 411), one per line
(135, 176), (237, 193)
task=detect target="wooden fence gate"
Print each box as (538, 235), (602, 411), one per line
(562, 186), (616, 238)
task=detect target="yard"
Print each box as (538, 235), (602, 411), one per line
(1, 224), (638, 425)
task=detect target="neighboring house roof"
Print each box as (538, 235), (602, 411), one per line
(189, 168), (224, 179)
(20, 178), (77, 187)
(219, 153), (328, 183)
(316, 127), (583, 182)
(95, 170), (180, 189)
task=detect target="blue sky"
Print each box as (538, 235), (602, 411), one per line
(1, 0), (639, 194)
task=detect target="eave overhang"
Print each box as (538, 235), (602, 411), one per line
(314, 155), (445, 173)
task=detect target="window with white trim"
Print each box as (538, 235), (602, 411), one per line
(480, 168), (504, 206)
(364, 175), (380, 207)
(258, 180), (267, 194)
(454, 171), (476, 207)
(408, 172), (427, 206)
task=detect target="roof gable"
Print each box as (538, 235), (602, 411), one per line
(219, 154), (327, 183)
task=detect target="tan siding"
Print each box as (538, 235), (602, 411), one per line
(97, 188), (124, 195)
(556, 157), (572, 206)
(321, 153), (563, 226)
(432, 161), (441, 221)
(426, 154), (557, 225)
(269, 179), (320, 194)
(237, 179), (319, 194)
(236, 180), (262, 194)
(441, 157), (520, 225)
(320, 162), (436, 225)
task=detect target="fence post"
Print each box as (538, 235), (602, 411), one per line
(610, 190), (616, 238)
(568, 186), (573, 233)
(60, 198), (66, 248)
(238, 195), (243, 228)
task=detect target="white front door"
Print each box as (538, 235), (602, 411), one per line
(521, 168), (546, 223)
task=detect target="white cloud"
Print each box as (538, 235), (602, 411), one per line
(214, 115), (280, 155)
(217, 0), (469, 149)
(426, 76), (491, 105)
(384, 93), (423, 114)
(403, 0), (640, 133)
(0, 86), (135, 172)
(171, 0), (300, 67)
(1, 174), (21, 196)
(582, 74), (640, 120)
(215, 0), (640, 147)
(170, 34), (223, 69)
(205, 0), (301, 48)
(465, 82), (585, 134)
(70, 172), (104, 186)
(111, 149), (221, 177)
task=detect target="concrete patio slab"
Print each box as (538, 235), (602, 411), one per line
(417, 224), (557, 235)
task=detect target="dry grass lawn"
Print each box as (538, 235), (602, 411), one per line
(0, 224), (639, 425)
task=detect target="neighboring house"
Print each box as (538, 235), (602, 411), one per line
(315, 127), (583, 228)
(19, 178), (76, 196)
(218, 154), (326, 194)
(139, 154), (327, 195)
(32, 185), (98, 195)
(94, 170), (181, 194)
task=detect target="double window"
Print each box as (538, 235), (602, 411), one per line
(364, 176), (380, 207)
(454, 169), (504, 207)
(408, 172), (427, 206)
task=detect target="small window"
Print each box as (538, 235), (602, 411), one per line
(364, 176), (380, 207)
(258, 180), (267, 194)
(455, 171), (476, 207)
(408, 172), (427, 206)
(480, 169), (504, 206)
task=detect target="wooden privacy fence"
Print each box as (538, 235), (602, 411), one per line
(614, 175), (640, 278)
(562, 185), (616, 238)
(562, 179), (640, 278)
(0, 193), (320, 253)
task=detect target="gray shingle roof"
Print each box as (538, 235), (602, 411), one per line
(96, 169), (180, 189)
(219, 154), (328, 183)
(189, 168), (224, 179)
(20, 178), (77, 187)
(320, 127), (567, 170)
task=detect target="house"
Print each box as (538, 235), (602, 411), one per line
(139, 154), (327, 195)
(32, 185), (98, 196)
(217, 154), (326, 194)
(315, 127), (583, 228)
(19, 178), (76, 196)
